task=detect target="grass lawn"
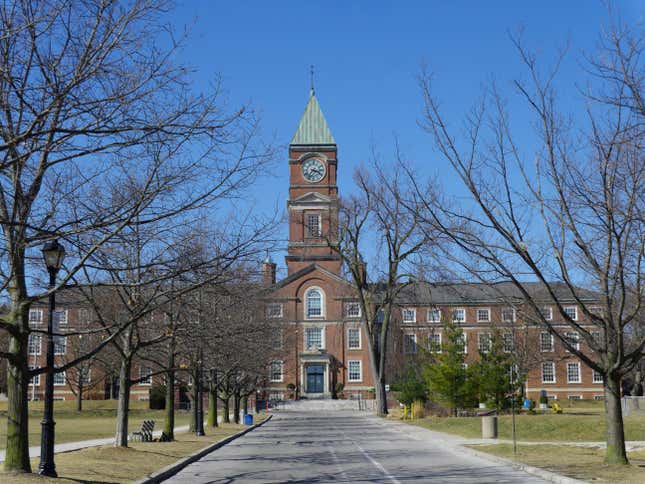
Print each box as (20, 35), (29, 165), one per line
(0, 400), (191, 450)
(468, 444), (645, 483)
(0, 422), (249, 483)
(410, 413), (645, 441)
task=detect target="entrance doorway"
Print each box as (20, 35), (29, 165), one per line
(306, 365), (324, 393)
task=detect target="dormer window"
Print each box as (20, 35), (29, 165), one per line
(305, 288), (324, 318)
(306, 213), (322, 237)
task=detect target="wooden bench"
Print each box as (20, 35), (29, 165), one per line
(130, 419), (155, 442)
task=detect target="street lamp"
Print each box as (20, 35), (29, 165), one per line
(39, 239), (65, 477)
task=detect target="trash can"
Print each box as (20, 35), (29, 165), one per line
(480, 411), (498, 439)
(243, 413), (253, 426)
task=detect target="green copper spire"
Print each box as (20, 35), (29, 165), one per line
(290, 89), (336, 146)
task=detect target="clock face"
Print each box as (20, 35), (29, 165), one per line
(302, 158), (326, 183)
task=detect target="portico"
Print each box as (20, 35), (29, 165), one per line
(299, 350), (331, 398)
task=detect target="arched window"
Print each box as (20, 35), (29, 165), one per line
(306, 288), (323, 318)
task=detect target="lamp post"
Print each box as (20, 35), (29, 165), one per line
(39, 239), (65, 477)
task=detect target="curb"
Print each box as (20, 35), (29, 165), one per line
(134, 415), (273, 484)
(457, 444), (589, 484)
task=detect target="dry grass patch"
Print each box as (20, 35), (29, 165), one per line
(468, 444), (645, 484)
(0, 423), (249, 483)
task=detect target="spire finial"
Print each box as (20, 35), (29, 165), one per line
(310, 65), (315, 95)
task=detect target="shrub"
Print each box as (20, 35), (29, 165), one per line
(149, 384), (166, 410)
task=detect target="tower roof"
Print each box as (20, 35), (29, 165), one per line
(290, 90), (336, 146)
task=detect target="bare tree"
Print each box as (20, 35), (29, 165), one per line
(414, 18), (643, 464)
(331, 160), (430, 416)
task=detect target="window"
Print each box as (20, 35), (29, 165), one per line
(53, 371), (66, 386)
(565, 332), (580, 351)
(594, 395), (605, 400)
(306, 213), (321, 237)
(270, 361), (284, 382)
(267, 303), (283, 318)
(592, 369), (604, 384)
(452, 308), (466, 323)
(53, 336), (66, 355)
(28, 335), (42, 355)
(477, 309), (490, 323)
(348, 328), (361, 349)
(564, 306), (578, 321)
(509, 364), (519, 383)
(79, 369), (91, 385)
(404, 334), (417, 354)
(567, 362), (581, 383)
(138, 366), (152, 385)
(589, 306), (605, 317)
(56, 310), (68, 326)
(402, 308), (416, 323)
(478, 333), (492, 353)
(78, 308), (91, 324)
(305, 288), (323, 318)
(428, 333), (442, 353)
(502, 333), (514, 353)
(348, 360), (362, 382)
(29, 365), (40, 386)
(345, 302), (361, 318)
(542, 362), (556, 383)
(591, 331), (602, 344)
(501, 308), (515, 322)
(540, 306), (553, 321)
(458, 333), (467, 353)
(305, 327), (323, 349)
(29, 309), (43, 325)
(427, 308), (441, 322)
(540, 332), (554, 352)
(568, 395), (582, 401)
(273, 329), (284, 350)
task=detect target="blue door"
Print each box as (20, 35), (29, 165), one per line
(306, 365), (324, 393)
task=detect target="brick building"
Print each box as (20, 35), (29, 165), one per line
(262, 90), (604, 403)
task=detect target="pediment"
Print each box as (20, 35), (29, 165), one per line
(291, 192), (332, 204)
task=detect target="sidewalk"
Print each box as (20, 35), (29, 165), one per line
(0, 425), (190, 463)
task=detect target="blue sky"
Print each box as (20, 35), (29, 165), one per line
(168, 1), (642, 275)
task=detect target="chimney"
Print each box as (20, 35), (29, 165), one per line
(262, 253), (277, 286)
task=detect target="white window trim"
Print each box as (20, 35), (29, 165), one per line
(53, 371), (66, 386)
(427, 308), (442, 323)
(28, 334), (42, 356)
(564, 306), (578, 321)
(270, 360), (284, 382)
(541, 306), (553, 321)
(402, 308), (417, 324)
(428, 333), (442, 353)
(565, 331), (580, 352)
(304, 286), (325, 319)
(542, 362), (556, 384)
(348, 360), (362, 382)
(592, 369), (604, 384)
(568, 395), (582, 400)
(347, 328), (361, 350)
(404, 333), (417, 354)
(138, 367), (152, 386)
(56, 309), (68, 326)
(476, 308), (491, 323)
(477, 333), (492, 353)
(267, 303), (283, 319)
(540, 332), (554, 352)
(501, 307), (516, 323)
(304, 326), (325, 350)
(345, 302), (362, 318)
(461, 333), (468, 354)
(452, 308), (466, 323)
(502, 333), (514, 353)
(53, 336), (67, 356)
(29, 309), (44, 325)
(306, 213), (322, 238)
(567, 362), (581, 383)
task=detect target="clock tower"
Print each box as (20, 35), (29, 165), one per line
(286, 89), (341, 276)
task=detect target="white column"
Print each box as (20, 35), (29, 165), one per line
(324, 363), (329, 396)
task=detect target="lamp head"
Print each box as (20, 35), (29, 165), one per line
(42, 239), (66, 272)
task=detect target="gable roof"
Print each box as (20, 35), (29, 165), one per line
(290, 91), (336, 146)
(271, 263), (351, 291)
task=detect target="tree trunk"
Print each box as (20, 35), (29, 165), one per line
(233, 391), (241, 424)
(605, 373), (628, 464)
(243, 396), (248, 415)
(207, 374), (218, 427)
(164, 369), (175, 440)
(223, 396), (230, 423)
(367, 329), (388, 417)
(190, 369), (199, 432)
(5, 354), (31, 472)
(76, 380), (83, 412)
(114, 357), (132, 447)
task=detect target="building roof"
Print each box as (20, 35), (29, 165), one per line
(290, 90), (336, 146)
(390, 281), (599, 305)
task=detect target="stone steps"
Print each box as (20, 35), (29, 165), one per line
(273, 399), (376, 412)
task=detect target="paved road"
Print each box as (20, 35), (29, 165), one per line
(166, 410), (549, 483)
